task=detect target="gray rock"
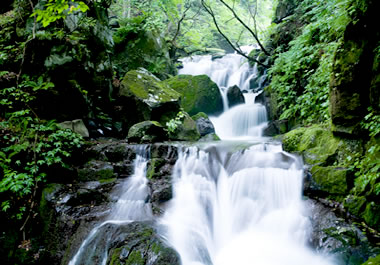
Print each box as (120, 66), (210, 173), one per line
(58, 119), (89, 137)
(128, 121), (166, 143)
(195, 117), (215, 136)
(66, 221), (180, 265)
(226, 85), (245, 107)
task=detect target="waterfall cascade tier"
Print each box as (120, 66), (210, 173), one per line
(68, 146), (152, 265)
(68, 52), (337, 265)
(160, 143), (335, 265)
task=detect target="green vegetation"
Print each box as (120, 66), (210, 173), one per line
(31, 0), (89, 27)
(0, 74), (83, 225)
(268, 0), (352, 124)
(166, 111), (186, 134)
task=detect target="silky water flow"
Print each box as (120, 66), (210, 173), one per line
(159, 52), (336, 265)
(69, 52), (336, 265)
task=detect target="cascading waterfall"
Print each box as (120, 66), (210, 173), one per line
(68, 146), (152, 265)
(159, 53), (336, 265)
(179, 50), (257, 111)
(68, 52), (337, 265)
(159, 144), (335, 265)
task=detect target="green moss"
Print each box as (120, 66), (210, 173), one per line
(146, 158), (165, 180)
(191, 112), (209, 121)
(168, 112), (201, 141)
(311, 166), (348, 195)
(283, 125), (362, 166)
(127, 120), (165, 143)
(361, 254), (380, 265)
(344, 195), (367, 217)
(99, 178), (116, 184)
(363, 202), (380, 230)
(125, 250), (144, 265)
(199, 133), (220, 142)
(108, 247), (122, 265)
(164, 75), (223, 115)
(120, 69), (180, 106)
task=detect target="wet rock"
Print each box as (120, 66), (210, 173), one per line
(38, 180), (116, 264)
(128, 121), (167, 143)
(310, 166), (349, 196)
(66, 221), (180, 265)
(226, 85), (245, 107)
(307, 199), (377, 265)
(192, 113), (215, 136)
(164, 74), (224, 116)
(77, 160), (115, 181)
(150, 144), (179, 162)
(116, 68), (181, 134)
(168, 112), (201, 141)
(58, 119), (89, 137)
(263, 120), (288, 136)
(113, 28), (176, 79)
(147, 158), (174, 215)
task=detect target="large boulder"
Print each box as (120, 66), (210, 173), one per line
(329, 1), (379, 135)
(116, 69), (181, 134)
(168, 112), (201, 141)
(226, 85), (245, 107)
(164, 75), (223, 116)
(127, 121), (166, 143)
(65, 221), (180, 265)
(113, 25), (176, 79)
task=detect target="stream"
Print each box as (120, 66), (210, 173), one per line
(68, 51), (337, 265)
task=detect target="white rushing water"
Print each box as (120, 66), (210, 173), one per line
(69, 52), (336, 265)
(68, 146), (152, 265)
(159, 53), (336, 265)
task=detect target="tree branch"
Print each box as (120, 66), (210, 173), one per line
(217, 0), (269, 56)
(201, 0), (268, 68)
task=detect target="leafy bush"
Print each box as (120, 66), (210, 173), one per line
(0, 75), (84, 223)
(166, 111), (185, 134)
(268, 0), (352, 124)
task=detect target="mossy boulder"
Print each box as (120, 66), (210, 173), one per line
(146, 158), (174, 214)
(128, 121), (166, 143)
(363, 202), (380, 230)
(344, 195), (367, 217)
(164, 75), (223, 116)
(329, 7), (378, 135)
(68, 221), (180, 265)
(282, 125), (362, 166)
(116, 69), (181, 133)
(310, 166), (349, 196)
(168, 112), (201, 141)
(113, 25), (176, 79)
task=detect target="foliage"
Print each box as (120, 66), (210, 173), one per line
(166, 111), (185, 134)
(0, 75), (84, 221)
(268, 0), (352, 124)
(348, 108), (380, 197)
(110, 0), (275, 53)
(31, 0), (89, 27)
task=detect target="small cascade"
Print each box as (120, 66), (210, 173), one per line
(179, 53), (258, 111)
(159, 144), (335, 265)
(68, 145), (152, 265)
